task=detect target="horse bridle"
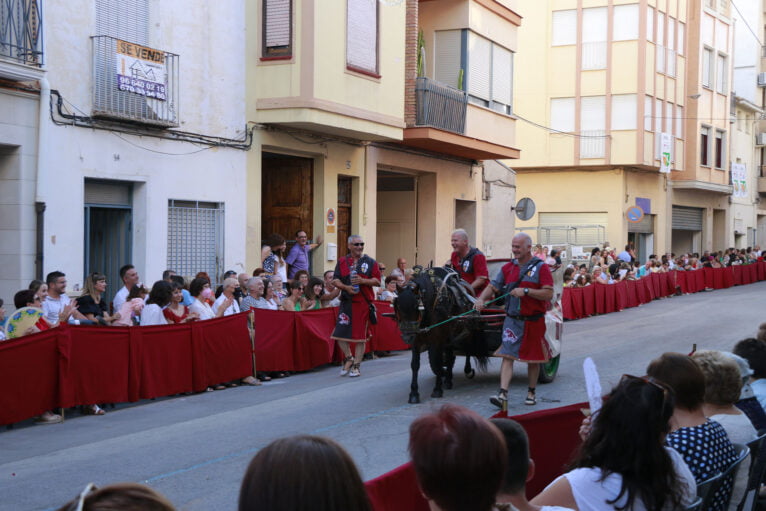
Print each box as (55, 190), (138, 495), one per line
(396, 279), (426, 334)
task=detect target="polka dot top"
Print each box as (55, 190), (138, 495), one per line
(665, 419), (738, 511)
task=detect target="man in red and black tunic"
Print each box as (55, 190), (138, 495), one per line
(449, 229), (489, 294)
(331, 235), (381, 378)
(475, 232), (553, 408)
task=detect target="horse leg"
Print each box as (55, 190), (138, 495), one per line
(443, 346), (455, 390)
(464, 356), (475, 378)
(409, 346), (421, 404)
(428, 344), (444, 398)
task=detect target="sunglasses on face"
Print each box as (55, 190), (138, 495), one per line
(352, 243), (365, 247)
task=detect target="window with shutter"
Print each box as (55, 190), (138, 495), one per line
(346, 0), (378, 76)
(716, 53), (727, 93)
(676, 105), (683, 139)
(582, 7), (607, 70)
(263, 0), (292, 58)
(678, 22), (685, 56)
(644, 96), (653, 131)
(613, 4), (639, 41)
(552, 10), (576, 46)
(434, 30), (462, 89)
(491, 44), (512, 112)
(467, 32), (491, 102)
(580, 96), (606, 158)
(611, 94), (637, 130)
(702, 47), (713, 88)
(550, 97), (575, 132)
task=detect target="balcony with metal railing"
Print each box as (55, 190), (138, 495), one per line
(404, 76), (520, 160)
(91, 35), (179, 128)
(415, 77), (467, 134)
(0, 0), (44, 81)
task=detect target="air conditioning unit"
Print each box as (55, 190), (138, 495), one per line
(759, 72), (766, 87)
(756, 132), (766, 146)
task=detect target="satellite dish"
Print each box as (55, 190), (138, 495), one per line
(513, 197), (536, 221)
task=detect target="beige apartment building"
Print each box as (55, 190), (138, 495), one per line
(246, 0), (521, 274)
(513, 0), (740, 260)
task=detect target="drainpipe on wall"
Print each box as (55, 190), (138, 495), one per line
(34, 76), (50, 278)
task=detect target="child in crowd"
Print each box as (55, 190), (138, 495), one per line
(113, 285), (148, 326)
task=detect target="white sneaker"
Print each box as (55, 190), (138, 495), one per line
(349, 364), (361, 378)
(340, 357), (353, 377)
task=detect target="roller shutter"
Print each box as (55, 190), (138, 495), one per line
(628, 214), (654, 233)
(672, 206), (703, 231)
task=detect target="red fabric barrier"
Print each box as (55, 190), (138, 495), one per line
(58, 325), (132, 407)
(366, 462), (429, 511)
(594, 283), (606, 315)
(370, 302), (410, 352)
(604, 284), (617, 313)
(504, 402), (587, 497)
(364, 402), (589, 510)
(252, 309), (297, 372)
(0, 330), (60, 424)
(191, 314), (252, 390)
(293, 309), (337, 371)
(561, 263), (766, 324)
(136, 324), (195, 398)
(581, 285), (595, 317)
(625, 279), (639, 308)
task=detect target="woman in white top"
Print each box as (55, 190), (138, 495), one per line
(213, 278), (240, 316)
(262, 279), (279, 310)
(262, 234), (289, 283)
(533, 376), (696, 511)
(140, 281), (173, 326)
(188, 277), (219, 320)
(693, 350), (756, 511)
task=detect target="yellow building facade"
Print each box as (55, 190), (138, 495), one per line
(513, 0), (736, 260)
(245, 0), (521, 274)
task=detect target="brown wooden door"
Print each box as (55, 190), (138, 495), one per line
(338, 177), (352, 251)
(262, 154), (313, 243)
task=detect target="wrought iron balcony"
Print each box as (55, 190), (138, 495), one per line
(0, 0), (43, 70)
(415, 76), (467, 134)
(91, 35), (179, 128)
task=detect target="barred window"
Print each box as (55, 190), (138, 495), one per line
(167, 200), (225, 286)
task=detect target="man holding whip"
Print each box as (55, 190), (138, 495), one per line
(475, 232), (553, 408)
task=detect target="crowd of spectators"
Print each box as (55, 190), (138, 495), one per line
(561, 243), (764, 289)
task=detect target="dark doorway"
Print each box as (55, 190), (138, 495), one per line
(84, 180), (132, 302)
(337, 176), (353, 249)
(261, 153), (314, 244)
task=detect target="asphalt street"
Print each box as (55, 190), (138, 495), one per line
(1, 281), (765, 511)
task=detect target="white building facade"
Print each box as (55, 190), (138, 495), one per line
(731, 0), (766, 247)
(1, 0), (250, 305)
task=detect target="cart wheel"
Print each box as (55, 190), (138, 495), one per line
(465, 369), (475, 379)
(538, 355), (560, 384)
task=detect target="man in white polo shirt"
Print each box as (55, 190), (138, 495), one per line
(113, 264), (140, 312)
(42, 271), (88, 325)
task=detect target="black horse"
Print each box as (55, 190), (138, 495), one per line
(392, 266), (493, 404)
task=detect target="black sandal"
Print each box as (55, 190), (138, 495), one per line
(525, 387), (536, 406)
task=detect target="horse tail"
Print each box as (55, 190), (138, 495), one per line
(471, 328), (492, 372)
(474, 354), (490, 372)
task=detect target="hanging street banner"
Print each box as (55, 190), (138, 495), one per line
(115, 39), (167, 100)
(731, 162), (747, 198)
(659, 133), (672, 173)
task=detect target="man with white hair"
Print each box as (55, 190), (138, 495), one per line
(475, 232), (554, 408)
(449, 228), (489, 293)
(331, 234), (381, 378)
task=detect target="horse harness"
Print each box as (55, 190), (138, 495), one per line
(397, 267), (472, 334)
